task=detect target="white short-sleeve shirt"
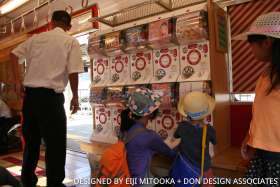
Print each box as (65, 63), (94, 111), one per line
(12, 27), (84, 93)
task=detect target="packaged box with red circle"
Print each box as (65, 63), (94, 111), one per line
(92, 57), (110, 87)
(92, 105), (117, 144)
(152, 46), (180, 83)
(94, 106), (111, 134)
(110, 104), (125, 138)
(155, 108), (180, 140)
(178, 41), (210, 82)
(130, 51), (153, 84)
(110, 54), (131, 86)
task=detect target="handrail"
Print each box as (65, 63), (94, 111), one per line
(0, 0), (55, 29)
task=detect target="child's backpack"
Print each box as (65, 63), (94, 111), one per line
(170, 125), (208, 187)
(96, 127), (146, 187)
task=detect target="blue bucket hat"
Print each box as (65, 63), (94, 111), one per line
(128, 87), (161, 117)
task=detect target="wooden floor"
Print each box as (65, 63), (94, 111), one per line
(0, 149), (91, 187)
(0, 146), (249, 187)
(212, 147), (249, 187)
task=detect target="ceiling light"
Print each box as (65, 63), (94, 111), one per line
(0, 0), (30, 15)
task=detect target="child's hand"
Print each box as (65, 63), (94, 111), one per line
(241, 144), (255, 160)
(241, 136), (255, 160)
(164, 137), (181, 149)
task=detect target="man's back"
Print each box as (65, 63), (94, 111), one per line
(12, 27), (83, 92)
(27, 28), (76, 64)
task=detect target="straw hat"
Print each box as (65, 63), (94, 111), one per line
(233, 12), (280, 40)
(128, 87), (161, 117)
(178, 91), (215, 120)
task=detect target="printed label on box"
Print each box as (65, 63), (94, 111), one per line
(92, 57), (110, 87)
(130, 51), (153, 84)
(110, 54), (131, 86)
(155, 108), (180, 140)
(152, 47), (180, 83)
(178, 41), (210, 81)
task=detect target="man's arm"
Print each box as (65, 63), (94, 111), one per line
(69, 73), (79, 114)
(10, 37), (31, 98)
(67, 39), (84, 114)
(10, 53), (23, 97)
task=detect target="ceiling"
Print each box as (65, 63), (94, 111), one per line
(0, 0), (149, 26)
(0, 0), (251, 40)
(0, 0), (84, 27)
(0, 0), (150, 39)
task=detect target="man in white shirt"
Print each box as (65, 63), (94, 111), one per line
(10, 10), (84, 187)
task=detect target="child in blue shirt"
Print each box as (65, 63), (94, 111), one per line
(172, 91), (216, 187)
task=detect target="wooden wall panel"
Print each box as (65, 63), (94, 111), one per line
(208, 1), (231, 154)
(0, 34), (29, 110)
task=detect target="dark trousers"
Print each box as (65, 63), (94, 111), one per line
(0, 116), (20, 142)
(0, 116), (21, 133)
(21, 87), (66, 187)
(0, 166), (22, 187)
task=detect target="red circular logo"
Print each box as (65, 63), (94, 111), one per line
(117, 114), (121, 125)
(162, 116), (174, 130)
(97, 64), (105, 75)
(115, 60), (124, 73)
(135, 57), (146, 71)
(99, 113), (107, 124)
(159, 54), (172, 68)
(187, 49), (201, 65)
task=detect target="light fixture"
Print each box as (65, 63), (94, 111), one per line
(0, 0), (30, 15)
(78, 15), (92, 25)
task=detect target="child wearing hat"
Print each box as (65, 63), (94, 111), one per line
(172, 91), (216, 186)
(120, 87), (176, 187)
(234, 12), (280, 182)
